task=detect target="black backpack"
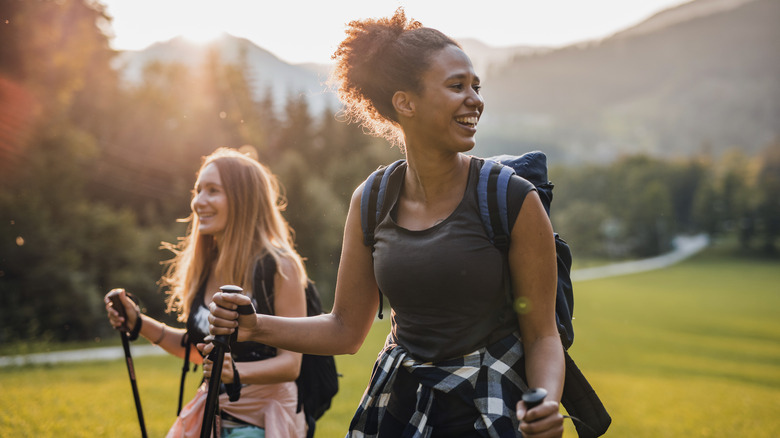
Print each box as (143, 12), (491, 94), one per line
(477, 152), (575, 349)
(256, 255), (339, 438)
(359, 151), (611, 437)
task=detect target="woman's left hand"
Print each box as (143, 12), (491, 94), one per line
(198, 342), (234, 383)
(516, 400), (564, 438)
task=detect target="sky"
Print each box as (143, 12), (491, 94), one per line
(100, 0), (692, 65)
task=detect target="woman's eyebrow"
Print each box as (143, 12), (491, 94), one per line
(446, 72), (481, 82)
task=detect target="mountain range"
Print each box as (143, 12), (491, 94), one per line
(113, 34), (340, 114)
(113, 0), (779, 163)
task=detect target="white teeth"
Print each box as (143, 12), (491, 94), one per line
(456, 116), (478, 126)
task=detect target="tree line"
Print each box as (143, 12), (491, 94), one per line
(0, 0), (777, 344)
(550, 147), (780, 259)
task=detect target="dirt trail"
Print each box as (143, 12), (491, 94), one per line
(571, 234), (709, 281)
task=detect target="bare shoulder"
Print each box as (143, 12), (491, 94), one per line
(274, 254), (304, 284)
(351, 179), (368, 205)
(515, 190), (548, 229)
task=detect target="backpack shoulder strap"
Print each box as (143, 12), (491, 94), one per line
(253, 254), (276, 315)
(477, 159), (516, 252)
(478, 151), (553, 250)
(360, 159), (406, 248)
(359, 159), (406, 320)
(256, 253), (323, 318)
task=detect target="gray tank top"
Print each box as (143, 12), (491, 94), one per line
(373, 157), (535, 362)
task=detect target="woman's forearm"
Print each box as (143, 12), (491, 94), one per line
(246, 311), (367, 356)
(233, 351), (302, 385)
(523, 335), (565, 401)
(138, 314), (202, 364)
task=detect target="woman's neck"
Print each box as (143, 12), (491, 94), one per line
(403, 150), (469, 204)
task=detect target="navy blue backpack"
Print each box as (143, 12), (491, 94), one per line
(360, 151), (611, 437)
(477, 152), (575, 350)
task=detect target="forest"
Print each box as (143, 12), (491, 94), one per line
(1, 0), (778, 344)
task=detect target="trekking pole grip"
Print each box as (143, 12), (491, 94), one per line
(213, 285), (243, 347)
(522, 387), (547, 410)
(108, 288), (143, 341)
(107, 289), (130, 332)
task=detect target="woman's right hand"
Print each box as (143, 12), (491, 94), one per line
(208, 292), (258, 342)
(516, 399), (564, 438)
(104, 288), (138, 331)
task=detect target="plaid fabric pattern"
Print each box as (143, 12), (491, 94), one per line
(348, 332), (528, 438)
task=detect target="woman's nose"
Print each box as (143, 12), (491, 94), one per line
(191, 191), (205, 209)
(468, 90), (484, 110)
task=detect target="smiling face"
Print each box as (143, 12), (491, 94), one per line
(403, 45), (484, 153)
(191, 163), (229, 241)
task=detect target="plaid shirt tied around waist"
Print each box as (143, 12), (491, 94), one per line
(348, 331), (529, 438)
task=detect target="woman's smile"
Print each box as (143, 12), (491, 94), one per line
(191, 163), (228, 238)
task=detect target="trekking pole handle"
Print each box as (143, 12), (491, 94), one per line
(107, 289), (130, 332)
(522, 387), (547, 410)
(213, 285), (243, 347)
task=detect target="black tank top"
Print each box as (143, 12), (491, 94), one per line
(187, 262), (276, 362)
(373, 157), (535, 362)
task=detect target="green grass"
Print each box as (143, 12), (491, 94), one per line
(1, 250), (778, 437)
(0, 322), (392, 438)
(566, 252), (780, 437)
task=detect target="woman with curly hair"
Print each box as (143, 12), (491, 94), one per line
(210, 9), (565, 437)
(105, 147), (308, 437)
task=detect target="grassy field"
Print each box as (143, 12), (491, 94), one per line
(1, 250), (778, 437)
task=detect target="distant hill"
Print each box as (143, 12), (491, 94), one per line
(611, 0), (756, 40)
(457, 39), (551, 76)
(475, 0), (780, 163)
(111, 0), (778, 164)
(112, 34), (339, 114)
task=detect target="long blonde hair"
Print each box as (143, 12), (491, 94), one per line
(160, 147), (307, 321)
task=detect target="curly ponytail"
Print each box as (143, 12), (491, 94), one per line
(330, 8), (460, 150)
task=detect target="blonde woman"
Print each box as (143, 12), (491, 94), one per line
(105, 147), (307, 437)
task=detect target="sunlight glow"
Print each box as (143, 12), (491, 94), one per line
(103, 0), (692, 64)
(178, 24), (225, 45)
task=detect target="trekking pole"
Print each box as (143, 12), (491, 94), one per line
(522, 387), (547, 410)
(107, 289), (148, 438)
(200, 285), (243, 438)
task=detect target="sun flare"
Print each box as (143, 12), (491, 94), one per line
(178, 23), (225, 45)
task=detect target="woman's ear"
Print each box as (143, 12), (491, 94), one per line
(392, 91), (415, 118)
